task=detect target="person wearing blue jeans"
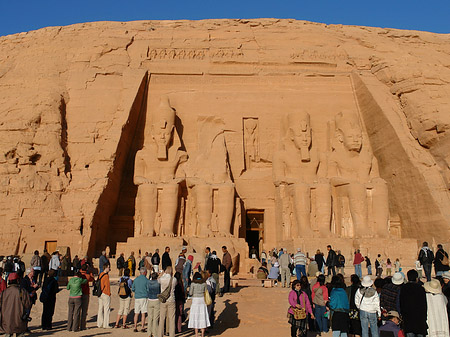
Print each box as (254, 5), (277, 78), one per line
(314, 305), (328, 333)
(359, 310), (378, 337)
(354, 264), (362, 279)
(295, 264), (306, 280)
(355, 276), (380, 337)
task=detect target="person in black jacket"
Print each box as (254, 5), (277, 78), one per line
(418, 241), (434, 281)
(399, 269), (427, 336)
(434, 244), (450, 277)
(116, 253), (125, 277)
(326, 245), (337, 276)
(151, 249), (161, 272)
(41, 269), (60, 330)
(162, 247), (172, 271)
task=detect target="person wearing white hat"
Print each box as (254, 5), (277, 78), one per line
(380, 272), (404, 313)
(267, 262), (280, 285)
(355, 276), (380, 337)
(424, 279), (449, 337)
(379, 311), (402, 337)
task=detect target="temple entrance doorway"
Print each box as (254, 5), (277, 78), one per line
(245, 210), (264, 259)
(45, 240), (57, 254)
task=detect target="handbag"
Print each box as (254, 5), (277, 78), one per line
(204, 288), (212, 306)
(290, 291), (307, 320)
(157, 276), (173, 303)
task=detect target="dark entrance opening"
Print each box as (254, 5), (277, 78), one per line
(245, 210), (264, 259)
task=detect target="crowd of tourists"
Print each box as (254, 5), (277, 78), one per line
(276, 241), (450, 337)
(0, 245), (233, 337)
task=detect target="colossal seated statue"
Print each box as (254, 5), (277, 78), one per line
(273, 112), (331, 239)
(134, 96), (187, 237)
(186, 116), (235, 238)
(328, 111), (389, 238)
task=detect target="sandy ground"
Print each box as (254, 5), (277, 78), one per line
(26, 276), (335, 337)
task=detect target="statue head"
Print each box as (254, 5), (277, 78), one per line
(150, 96), (175, 160)
(287, 112), (311, 161)
(335, 111), (362, 152)
(245, 118), (258, 134)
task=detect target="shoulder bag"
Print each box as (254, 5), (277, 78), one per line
(158, 276), (173, 303)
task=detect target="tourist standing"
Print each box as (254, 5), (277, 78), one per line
(72, 255), (80, 274)
(0, 268), (6, 294)
(336, 250), (346, 275)
(204, 247), (211, 267)
(175, 247), (187, 275)
(40, 269), (59, 330)
(312, 274), (329, 334)
(288, 279), (314, 337)
(152, 249), (160, 273)
(159, 266), (177, 337)
(353, 250), (364, 279)
(0, 273), (32, 336)
(115, 268), (133, 328)
(162, 247), (172, 271)
(20, 268), (39, 310)
(97, 262), (111, 329)
(399, 270), (427, 337)
(147, 272), (160, 337)
(380, 272), (404, 314)
(424, 279), (449, 337)
(279, 249), (291, 288)
(40, 250), (50, 284)
(314, 249), (325, 274)
(99, 251), (109, 274)
(132, 267), (149, 332)
(394, 258), (401, 273)
(116, 253), (125, 277)
(49, 251), (60, 278)
(326, 245), (337, 276)
(365, 256), (372, 275)
(128, 252), (136, 276)
(434, 244), (449, 277)
(375, 254), (383, 277)
(66, 271), (87, 331)
(205, 251), (221, 294)
(205, 269), (217, 328)
(418, 241), (434, 281)
(386, 258), (393, 276)
(221, 246), (232, 294)
(80, 263), (94, 330)
(174, 272), (186, 333)
(346, 274), (362, 337)
(268, 262), (280, 285)
(355, 276), (380, 337)
(329, 276), (350, 337)
(188, 272), (210, 337)
(30, 250), (41, 284)
(294, 248), (307, 280)
(182, 255), (193, 295)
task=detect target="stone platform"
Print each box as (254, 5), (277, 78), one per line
(278, 237), (419, 267)
(115, 236), (250, 274)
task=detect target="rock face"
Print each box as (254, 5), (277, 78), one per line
(1, 19), (450, 258)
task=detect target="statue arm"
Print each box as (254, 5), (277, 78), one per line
(134, 153), (148, 185)
(317, 152), (329, 183)
(328, 155), (350, 186)
(273, 152), (287, 186)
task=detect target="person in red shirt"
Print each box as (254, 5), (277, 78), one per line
(79, 264), (94, 330)
(0, 268), (6, 294)
(353, 249), (364, 279)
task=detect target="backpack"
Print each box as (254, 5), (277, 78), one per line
(93, 273), (106, 297)
(118, 277), (131, 299)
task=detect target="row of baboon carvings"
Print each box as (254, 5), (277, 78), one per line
(133, 97), (389, 240)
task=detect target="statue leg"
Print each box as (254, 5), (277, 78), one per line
(217, 184), (235, 237)
(348, 183), (369, 237)
(292, 183), (313, 237)
(315, 183), (332, 236)
(138, 184), (157, 236)
(195, 184), (213, 237)
(159, 183), (179, 237)
(371, 178), (389, 237)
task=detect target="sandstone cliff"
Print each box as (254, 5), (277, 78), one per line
(1, 19), (449, 256)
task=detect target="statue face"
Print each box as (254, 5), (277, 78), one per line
(151, 120), (173, 148)
(341, 127), (362, 152)
(290, 119), (311, 150)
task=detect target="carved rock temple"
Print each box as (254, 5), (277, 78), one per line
(1, 19), (450, 270)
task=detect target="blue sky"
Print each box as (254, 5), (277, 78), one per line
(1, 0), (449, 37)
